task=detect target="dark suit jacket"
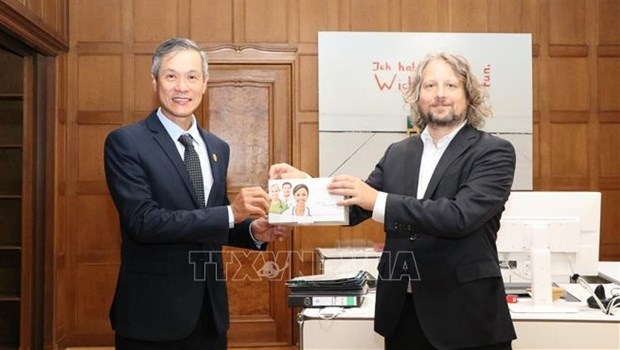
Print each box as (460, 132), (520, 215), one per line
(104, 111), (264, 341)
(348, 125), (517, 349)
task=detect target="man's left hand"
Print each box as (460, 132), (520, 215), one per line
(251, 216), (290, 242)
(328, 175), (377, 211)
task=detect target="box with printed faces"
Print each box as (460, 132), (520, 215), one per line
(267, 178), (349, 225)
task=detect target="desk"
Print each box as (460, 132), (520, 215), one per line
(299, 284), (620, 350)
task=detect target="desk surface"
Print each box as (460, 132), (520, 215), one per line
(300, 266), (620, 350)
(303, 283), (620, 322)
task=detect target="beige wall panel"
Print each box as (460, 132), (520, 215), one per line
(78, 55), (123, 111)
(598, 57), (620, 111)
(401, 0), (440, 32)
(548, 57), (588, 111)
(299, 54), (317, 112)
(134, 54), (157, 112)
(599, 0), (620, 45)
(350, 0), (389, 31)
(298, 0), (330, 43)
(548, 0), (586, 45)
(133, 0), (179, 43)
(598, 124), (620, 178)
(75, 264), (117, 327)
(448, 0), (488, 32)
(77, 124), (116, 182)
(76, 0), (122, 42)
(190, 0), (233, 43)
(297, 121), (318, 174)
(244, 0), (288, 43)
(549, 123), (589, 177)
(76, 195), (120, 256)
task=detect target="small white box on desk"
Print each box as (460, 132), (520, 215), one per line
(316, 247), (381, 278)
(268, 178), (348, 225)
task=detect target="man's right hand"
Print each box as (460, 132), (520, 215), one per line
(230, 187), (270, 223)
(269, 163), (309, 179)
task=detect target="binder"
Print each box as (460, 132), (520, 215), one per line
(286, 270), (369, 308)
(288, 292), (365, 308)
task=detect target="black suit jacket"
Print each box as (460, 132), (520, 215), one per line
(349, 125), (517, 349)
(104, 111), (264, 341)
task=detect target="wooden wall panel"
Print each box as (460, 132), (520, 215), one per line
(75, 264), (118, 329)
(298, 0), (333, 43)
(76, 0), (122, 42)
(598, 0), (620, 45)
(598, 125), (620, 178)
(244, 0), (288, 43)
(549, 0), (586, 45)
(77, 125), (112, 181)
(133, 0), (179, 42)
(298, 54), (317, 111)
(548, 57), (589, 111)
(349, 0), (390, 31)
(549, 124), (589, 177)
(600, 191), (620, 258)
(401, 0), (441, 32)
(598, 57), (620, 111)
(190, 0), (233, 43)
(133, 54), (157, 112)
(448, 0), (489, 32)
(75, 195), (120, 257)
(77, 55), (122, 111)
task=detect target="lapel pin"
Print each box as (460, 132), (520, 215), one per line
(212, 153), (218, 162)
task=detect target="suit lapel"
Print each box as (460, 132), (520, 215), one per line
(406, 136), (423, 196)
(423, 125), (478, 199)
(199, 129), (223, 207)
(146, 113), (199, 207)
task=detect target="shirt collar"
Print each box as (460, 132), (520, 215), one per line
(420, 121), (467, 149)
(156, 108), (203, 148)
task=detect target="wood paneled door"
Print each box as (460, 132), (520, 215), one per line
(203, 62), (294, 346)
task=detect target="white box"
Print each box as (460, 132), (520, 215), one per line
(268, 178), (349, 225)
(316, 247), (381, 278)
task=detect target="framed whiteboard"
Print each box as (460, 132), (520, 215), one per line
(319, 32), (532, 190)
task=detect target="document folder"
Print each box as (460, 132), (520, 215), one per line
(286, 270), (369, 308)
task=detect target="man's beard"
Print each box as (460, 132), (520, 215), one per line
(422, 108), (465, 127)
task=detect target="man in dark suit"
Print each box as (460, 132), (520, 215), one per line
(270, 52), (516, 349)
(104, 38), (288, 349)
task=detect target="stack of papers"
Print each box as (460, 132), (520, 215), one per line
(286, 270), (369, 308)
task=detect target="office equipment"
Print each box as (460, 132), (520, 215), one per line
(496, 191), (601, 312)
(497, 192), (600, 283)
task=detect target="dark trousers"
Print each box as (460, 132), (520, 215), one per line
(115, 291), (226, 350)
(384, 294), (512, 350)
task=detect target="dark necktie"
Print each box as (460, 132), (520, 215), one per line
(178, 134), (205, 208)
